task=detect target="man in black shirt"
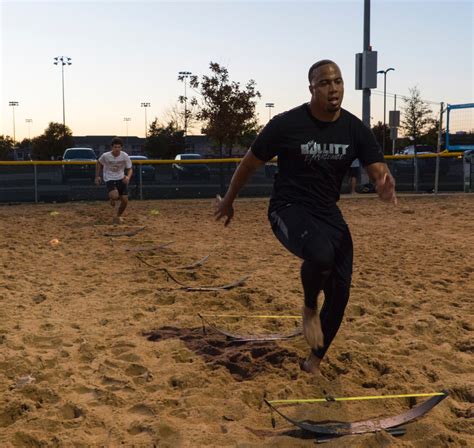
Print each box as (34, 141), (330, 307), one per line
(215, 60), (396, 375)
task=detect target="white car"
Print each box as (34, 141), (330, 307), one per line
(172, 153), (211, 180)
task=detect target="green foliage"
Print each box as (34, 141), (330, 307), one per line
(0, 135), (14, 160)
(18, 138), (32, 149)
(144, 119), (185, 159)
(31, 122), (74, 160)
(401, 87), (435, 145)
(189, 62), (261, 156)
(417, 120), (445, 148)
(371, 121), (390, 153)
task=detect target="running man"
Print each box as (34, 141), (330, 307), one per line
(95, 137), (133, 224)
(214, 60), (396, 374)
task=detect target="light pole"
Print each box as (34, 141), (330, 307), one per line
(25, 118), (33, 140)
(377, 67), (395, 153)
(141, 103), (150, 138)
(53, 56), (72, 136)
(265, 103), (275, 121)
(178, 71), (192, 137)
(124, 117), (131, 137)
(9, 101), (19, 142)
(124, 117), (131, 147)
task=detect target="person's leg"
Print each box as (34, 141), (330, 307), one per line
(311, 226), (353, 361)
(117, 195), (128, 218)
(115, 180), (129, 221)
(106, 181), (120, 206)
(299, 235), (335, 352)
(350, 175), (357, 194)
(270, 205), (335, 369)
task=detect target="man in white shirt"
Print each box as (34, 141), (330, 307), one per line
(95, 137), (133, 223)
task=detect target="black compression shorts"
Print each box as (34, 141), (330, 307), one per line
(106, 179), (128, 196)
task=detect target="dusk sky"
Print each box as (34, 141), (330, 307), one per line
(1, 0), (473, 141)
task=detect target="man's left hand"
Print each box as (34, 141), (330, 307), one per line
(375, 172), (397, 204)
(122, 176), (130, 185)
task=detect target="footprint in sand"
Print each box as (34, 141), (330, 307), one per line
(60, 403), (84, 420)
(128, 403), (156, 416)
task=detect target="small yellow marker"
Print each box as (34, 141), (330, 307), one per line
(50, 211), (60, 216)
(150, 209), (160, 215)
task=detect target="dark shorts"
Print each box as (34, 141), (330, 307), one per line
(106, 179), (128, 196)
(268, 203), (352, 264)
(349, 167), (360, 178)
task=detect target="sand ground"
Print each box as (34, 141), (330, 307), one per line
(0, 194), (472, 447)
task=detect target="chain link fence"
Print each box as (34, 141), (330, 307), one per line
(0, 153), (471, 204)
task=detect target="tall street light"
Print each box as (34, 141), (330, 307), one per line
(265, 103), (275, 121)
(377, 67), (395, 153)
(178, 71), (192, 137)
(53, 56), (72, 136)
(25, 118), (33, 140)
(141, 102), (150, 138)
(124, 117), (131, 147)
(9, 101), (19, 142)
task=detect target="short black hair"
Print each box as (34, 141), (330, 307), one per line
(111, 137), (123, 147)
(308, 60), (337, 83)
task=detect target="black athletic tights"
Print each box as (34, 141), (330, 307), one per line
(269, 203), (353, 359)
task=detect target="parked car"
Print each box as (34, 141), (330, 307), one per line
(172, 153), (211, 181)
(398, 145), (436, 155)
(129, 155), (155, 183)
(61, 147), (97, 182)
(392, 145), (449, 177)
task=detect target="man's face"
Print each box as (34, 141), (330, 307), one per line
(309, 63), (344, 113)
(111, 144), (122, 156)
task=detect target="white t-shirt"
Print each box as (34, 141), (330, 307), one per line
(99, 151), (132, 182)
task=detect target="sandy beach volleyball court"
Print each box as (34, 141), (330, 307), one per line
(0, 194), (472, 447)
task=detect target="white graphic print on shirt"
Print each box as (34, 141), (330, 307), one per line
(301, 140), (349, 161)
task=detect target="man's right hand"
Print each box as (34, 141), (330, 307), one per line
(95, 176), (101, 185)
(214, 194), (234, 227)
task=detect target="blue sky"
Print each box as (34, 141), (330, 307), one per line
(1, 0), (473, 140)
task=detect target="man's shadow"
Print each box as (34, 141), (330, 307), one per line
(143, 325), (300, 381)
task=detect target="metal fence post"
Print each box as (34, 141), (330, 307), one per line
(139, 163), (143, 200)
(413, 154), (419, 192)
(434, 102), (444, 195)
(34, 163), (38, 203)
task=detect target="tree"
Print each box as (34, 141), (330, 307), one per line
(401, 87), (435, 150)
(32, 122), (74, 160)
(0, 135), (14, 160)
(18, 138), (32, 150)
(419, 121), (443, 148)
(143, 118), (185, 160)
(189, 62), (261, 157)
(371, 121), (390, 152)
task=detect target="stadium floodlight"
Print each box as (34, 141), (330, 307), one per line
(265, 103), (275, 121)
(178, 71), (193, 137)
(53, 56), (72, 136)
(141, 103), (151, 138)
(9, 101), (19, 142)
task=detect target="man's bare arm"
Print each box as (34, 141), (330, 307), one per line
(214, 150), (266, 226)
(95, 161), (103, 185)
(365, 162), (397, 204)
(123, 167), (133, 184)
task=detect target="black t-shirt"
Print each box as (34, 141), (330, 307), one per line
(251, 104), (385, 212)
